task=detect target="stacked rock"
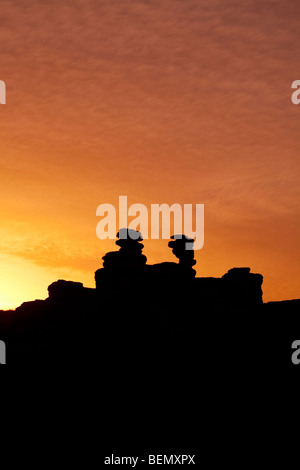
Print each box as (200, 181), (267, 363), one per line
(222, 267), (263, 305)
(168, 235), (196, 269)
(101, 228), (147, 272)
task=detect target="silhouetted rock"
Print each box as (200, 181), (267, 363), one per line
(0, 229), (298, 372)
(168, 234), (196, 267)
(48, 280), (85, 300)
(95, 228), (147, 288)
(222, 267), (263, 306)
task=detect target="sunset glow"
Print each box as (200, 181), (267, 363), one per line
(1, 0), (299, 309)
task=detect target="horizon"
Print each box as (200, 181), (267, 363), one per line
(1, 0), (300, 309)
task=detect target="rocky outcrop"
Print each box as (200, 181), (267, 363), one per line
(95, 229), (147, 288)
(3, 229), (297, 368)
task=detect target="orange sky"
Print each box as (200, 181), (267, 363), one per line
(0, 0), (299, 309)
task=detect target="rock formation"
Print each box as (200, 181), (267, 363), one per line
(1, 227), (299, 374)
(95, 228), (147, 288)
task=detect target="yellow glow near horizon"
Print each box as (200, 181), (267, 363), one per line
(0, 253), (95, 311)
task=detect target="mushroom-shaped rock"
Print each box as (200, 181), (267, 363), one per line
(168, 235), (196, 268)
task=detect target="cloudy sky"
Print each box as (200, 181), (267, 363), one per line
(0, 0), (299, 308)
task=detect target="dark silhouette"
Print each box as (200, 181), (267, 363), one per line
(0, 229), (299, 372)
(169, 234), (196, 268)
(95, 228), (147, 288)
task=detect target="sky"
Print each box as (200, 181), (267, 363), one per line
(0, 0), (299, 309)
